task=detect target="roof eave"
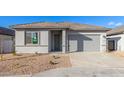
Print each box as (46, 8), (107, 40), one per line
(107, 32), (123, 36)
(13, 27), (110, 31)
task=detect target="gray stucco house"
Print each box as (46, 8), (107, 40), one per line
(12, 22), (110, 53)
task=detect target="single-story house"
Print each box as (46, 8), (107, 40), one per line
(12, 22), (110, 53)
(107, 26), (124, 51)
(0, 27), (14, 54)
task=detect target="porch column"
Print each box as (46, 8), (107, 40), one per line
(62, 30), (66, 53)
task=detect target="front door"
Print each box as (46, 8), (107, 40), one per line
(108, 40), (115, 51)
(54, 34), (60, 51)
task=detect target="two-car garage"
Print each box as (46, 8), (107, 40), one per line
(68, 33), (101, 52)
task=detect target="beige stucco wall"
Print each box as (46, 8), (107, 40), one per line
(62, 30), (66, 53)
(100, 33), (107, 52)
(15, 30), (25, 46)
(15, 30), (49, 53)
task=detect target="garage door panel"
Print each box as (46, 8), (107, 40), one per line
(69, 40), (78, 52)
(69, 34), (100, 52)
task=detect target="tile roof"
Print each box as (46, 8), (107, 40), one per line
(0, 27), (15, 36)
(12, 22), (110, 31)
(107, 25), (124, 35)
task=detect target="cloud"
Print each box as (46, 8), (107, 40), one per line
(115, 22), (123, 26)
(108, 22), (115, 26)
(107, 21), (123, 27)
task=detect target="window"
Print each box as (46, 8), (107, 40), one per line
(25, 31), (39, 45)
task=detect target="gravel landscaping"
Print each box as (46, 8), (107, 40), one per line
(0, 53), (71, 76)
(108, 51), (124, 57)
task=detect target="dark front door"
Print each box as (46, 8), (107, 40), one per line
(108, 40), (115, 51)
(54, 34), (60, 51)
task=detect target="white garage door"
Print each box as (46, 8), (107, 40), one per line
(69, 34), (100, 52)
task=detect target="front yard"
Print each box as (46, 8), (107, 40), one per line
(1, 52), (124, 77)
(0, 53), (71, 76)
(34, 52), (124, 77)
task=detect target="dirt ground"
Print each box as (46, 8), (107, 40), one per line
(108, 51), (124, 57)
(0, 53), (71, 76)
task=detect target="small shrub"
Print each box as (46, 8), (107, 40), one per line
(0, 55), (4, 61)
(53, 55), (60, 59)
(12, 51), (17, 56)
(49, 60), (59, 65)
(35, 52), (38, 55)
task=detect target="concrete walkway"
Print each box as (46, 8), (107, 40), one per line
(33, 52), (124, 77)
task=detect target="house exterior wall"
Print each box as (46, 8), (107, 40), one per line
(48, 31), (51, 52)
(15, 30), (25, 46)
(15, 29), (107, 53)
(0, 34), (14, 53)
(100, 32), (107, 52)
(15, 30), (49, 53)
(121, 34), (124, 51)
(62, 30), (66, 53)
(107, 34), (124, 51)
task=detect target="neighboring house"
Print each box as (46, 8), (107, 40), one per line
(0, 27), (14, 54)
(12, 22), (110, 53)
(107, 26), (124, 51)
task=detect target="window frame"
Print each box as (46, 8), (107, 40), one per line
(25, 31), (40, 46)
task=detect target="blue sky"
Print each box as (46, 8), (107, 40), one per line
(0, 16), (124, 28)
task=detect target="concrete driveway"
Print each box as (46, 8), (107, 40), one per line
(70, 52), (124, 68)
(34, 52), (124, 77)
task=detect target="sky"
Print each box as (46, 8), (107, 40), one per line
(0, 16), (124, 28)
